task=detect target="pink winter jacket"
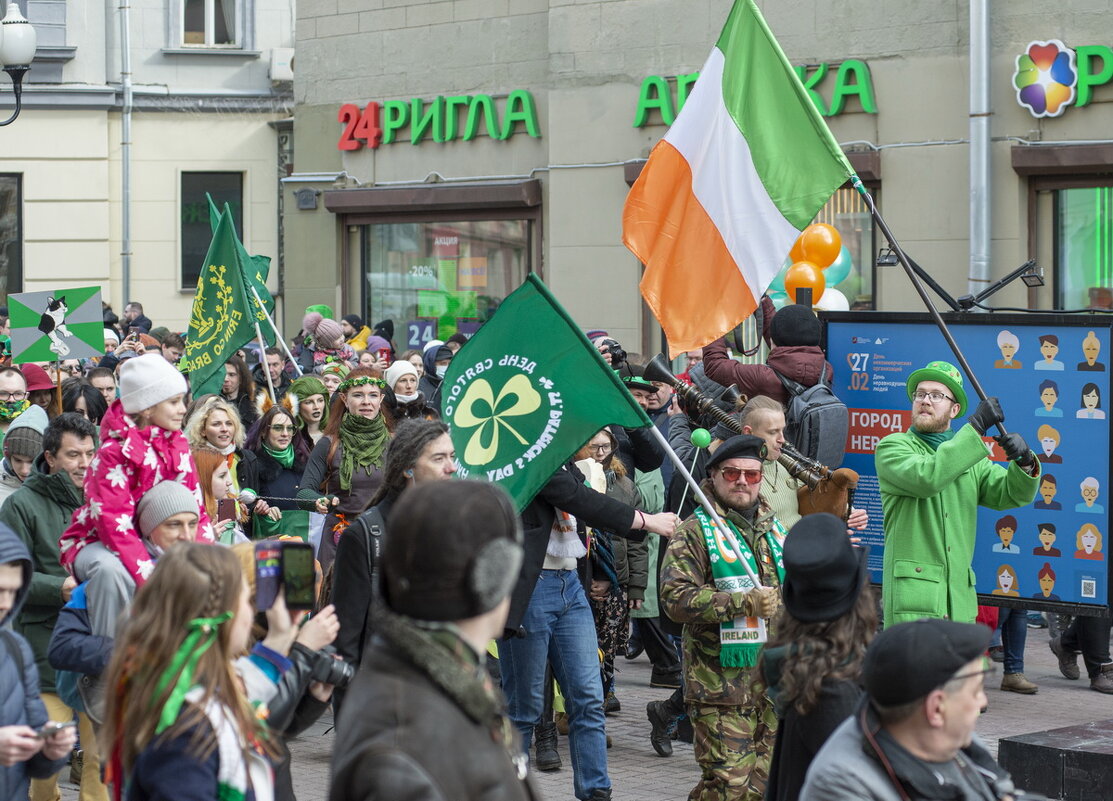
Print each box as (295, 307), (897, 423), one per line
(58, 401), (215, 586)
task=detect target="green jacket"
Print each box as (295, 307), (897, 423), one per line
(660, 482), (782, 706)
(0, 457), (83, 693)
(876, 424), (1039, 626)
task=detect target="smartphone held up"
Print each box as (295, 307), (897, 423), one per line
(255, 540), (316, 612)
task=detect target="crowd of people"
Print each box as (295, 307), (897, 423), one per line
(0, 296), (1099, 801)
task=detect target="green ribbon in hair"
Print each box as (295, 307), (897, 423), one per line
(153, 611), (233, 735)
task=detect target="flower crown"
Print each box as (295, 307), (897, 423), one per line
(338, 375), (387, 393)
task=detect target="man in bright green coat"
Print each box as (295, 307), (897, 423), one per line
(877, 361), (1040, 627)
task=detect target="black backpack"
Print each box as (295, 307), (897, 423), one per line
(773, 370), (849, 468)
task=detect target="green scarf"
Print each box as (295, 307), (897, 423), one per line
(694, 508), (786, 668)
(263, 442), (295, 469)
(337, 412), (389, 491)
(912, 427), (956, 451)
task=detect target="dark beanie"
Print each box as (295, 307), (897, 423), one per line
(383, 481), (523, 621)
(3, 426), (42, 459)
(770, 304), (821, 347)
(342, 314), (363, 330)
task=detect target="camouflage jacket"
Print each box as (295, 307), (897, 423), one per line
(660, 481), (783, 706)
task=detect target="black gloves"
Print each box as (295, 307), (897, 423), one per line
(995, 433), (1035, 468)
(967, 397), (1005, 435)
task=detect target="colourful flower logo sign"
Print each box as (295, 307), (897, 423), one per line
(1014, 40), (1077, 118)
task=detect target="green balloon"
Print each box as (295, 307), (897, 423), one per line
(690, 428), (712, 449)
(824, 246), (853, 286)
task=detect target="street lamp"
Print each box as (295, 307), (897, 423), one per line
(0, 2), (36, 127)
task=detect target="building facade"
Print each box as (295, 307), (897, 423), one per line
(0, 0), (293, 330)
(286, 0), (1113, 355)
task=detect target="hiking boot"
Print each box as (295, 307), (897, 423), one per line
(533, 721), (561, 772)
(554, 711), (569, 735)
(987, 645), (1004, 663)
(603, 692), (621, 715)
(649, 671), (681, 689)
(1000, 672), (1038, 694)
(676, 714), (694, 744)
(1090, 665), (1113, 695)
(1050, 636), (1081, 680)
(646, 701), (674, 758)
(69, 749), (83, 785)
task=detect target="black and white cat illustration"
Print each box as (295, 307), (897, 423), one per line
(37, 296), (74, 356)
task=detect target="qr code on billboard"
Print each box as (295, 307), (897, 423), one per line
(1081, 579), (1097, 599)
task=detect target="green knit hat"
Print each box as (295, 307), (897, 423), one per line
(906, 360), (968, 415)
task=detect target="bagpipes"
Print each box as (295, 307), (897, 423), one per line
(643, 354), (858, 521)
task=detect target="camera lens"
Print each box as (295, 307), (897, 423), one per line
(310, 645), (356, 689)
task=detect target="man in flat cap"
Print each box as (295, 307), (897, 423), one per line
(660, 434), (783, 801)
(876, 361), (1039, 627)
(801, 619), (1029, 801)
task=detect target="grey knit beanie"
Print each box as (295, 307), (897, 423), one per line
(137, 481), (200, 536)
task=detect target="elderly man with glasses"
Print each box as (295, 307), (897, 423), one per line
(660, 434), (784, 801)
(876, 361), (1040, 629)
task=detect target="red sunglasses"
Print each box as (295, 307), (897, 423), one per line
(718, 466), (763, 485)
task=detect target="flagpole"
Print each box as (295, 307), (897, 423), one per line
(249, 286), (303, 377)
(253, 319), (276, 402)
(852, 180), (1004, 434)
(646, 424), (765, 589)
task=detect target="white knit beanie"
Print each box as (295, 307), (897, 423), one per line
(137, 480), (199, 536)
(118, 353), (188, 413)
(384, 360), (418, 391)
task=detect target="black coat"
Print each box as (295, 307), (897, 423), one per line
(331, 494), (396, 666)
(507, 462), (643, 634)
(252, 448), (305, 512)
(330, 612), (538, 801)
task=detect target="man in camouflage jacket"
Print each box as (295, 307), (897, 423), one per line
(661, 435), (783, 801)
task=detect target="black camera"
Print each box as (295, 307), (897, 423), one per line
(599, 338), (627, 369)
(310, 645), (356, 689)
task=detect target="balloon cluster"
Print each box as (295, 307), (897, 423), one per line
(767, 224), (853, 312)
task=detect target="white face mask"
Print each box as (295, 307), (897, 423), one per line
(436, 365), (449, 379)
(395, 392), (420, 404)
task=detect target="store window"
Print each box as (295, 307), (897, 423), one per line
(181, 172), (243, 289)
(360, 218), (533, 351)
(182, 0), (237, 46)
(811, 186), (876, 310)
(1056, 185), (1113, 310)
(0, 175), (21, 307)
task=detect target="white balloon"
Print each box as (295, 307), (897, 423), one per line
(813, 287), (850, 311)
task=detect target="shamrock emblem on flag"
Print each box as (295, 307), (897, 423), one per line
(454, 374), (542, 466)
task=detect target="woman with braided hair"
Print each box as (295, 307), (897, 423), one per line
(297, 368), (393, 571)
(101, 543), (301, 801)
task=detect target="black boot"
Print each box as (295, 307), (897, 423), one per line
(533, 721), (561, 771)
(587, 789), (612, 800)
(646, 700), (674, 757)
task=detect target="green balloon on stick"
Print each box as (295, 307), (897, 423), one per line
(690, 428), (712, 449)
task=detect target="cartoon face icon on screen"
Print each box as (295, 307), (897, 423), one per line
(1074, 524), (1104, 560)
(1076, 477), (1104, 514)
(1034, 523), (1060, 556)
(993, 564), (1019, 596)
(992, 515), (1019, 553)
(1034, 563), (1059, 600)
(1035, 380), (1063, 417)
(1034, 335), (1064, 371)
(1076, 383), (1105, 420)
(1078, 331), (1105, 372)
(995, 330), (1021, 369)
(1037, 424), (1062, 463)
(1035, 474), (1061, 510)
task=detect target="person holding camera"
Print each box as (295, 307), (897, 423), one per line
(331, 480), (538, 801)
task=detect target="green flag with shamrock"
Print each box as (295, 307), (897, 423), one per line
(181, 208), (257, 397)
(441, 274), (651, 510)
(207, 194), (275, 344)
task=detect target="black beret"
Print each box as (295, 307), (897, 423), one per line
(863, 619), (991, 707)
(706, 434), (767, 470)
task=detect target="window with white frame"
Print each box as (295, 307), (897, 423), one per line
(182, 0), (238, 47)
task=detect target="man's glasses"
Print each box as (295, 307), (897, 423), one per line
(718, 466), (763, 485)
(269, 424), (295, 433)
(913, 390), (956, 405)
(0, 391), (26, 401)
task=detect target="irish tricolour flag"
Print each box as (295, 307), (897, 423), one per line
(623, 0), (856, 356)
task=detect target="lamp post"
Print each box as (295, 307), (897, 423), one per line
(0, 2), (36, 127)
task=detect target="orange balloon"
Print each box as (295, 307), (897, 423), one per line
(788, 236), (806, 264)
(800, 223), (842, 268)
(784, 260), (826, 304)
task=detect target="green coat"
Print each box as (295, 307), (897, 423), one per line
(876, 424), (1039, 626)
(0, 457), (83, 694)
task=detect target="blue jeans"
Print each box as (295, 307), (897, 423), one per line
(498, 569), (609, 800)
(998, 607), (1029, 674)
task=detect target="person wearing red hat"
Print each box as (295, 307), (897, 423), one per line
(20, 364), (57, 419)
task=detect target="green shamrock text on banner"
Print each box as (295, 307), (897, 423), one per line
(441, 274), (651, 511)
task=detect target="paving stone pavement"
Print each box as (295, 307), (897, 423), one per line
(61, 623), (1113, 800)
